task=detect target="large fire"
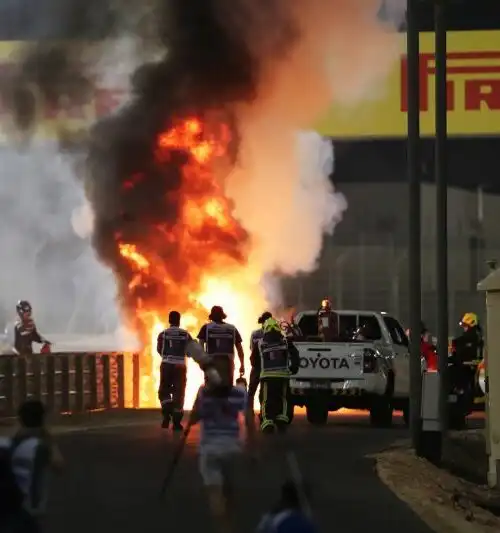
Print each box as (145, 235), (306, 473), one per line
(117, 117), (266, 408)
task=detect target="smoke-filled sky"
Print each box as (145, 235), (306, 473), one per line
(0, 0), (406, 341)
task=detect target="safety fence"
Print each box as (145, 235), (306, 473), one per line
(0, 352), (141, 419)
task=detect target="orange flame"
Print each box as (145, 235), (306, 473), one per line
(117, 117), (266, 408)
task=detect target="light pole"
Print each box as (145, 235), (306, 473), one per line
(406, 0), (423, 453)
(434, 0), (449, 459)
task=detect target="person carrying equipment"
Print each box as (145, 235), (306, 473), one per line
(248, 312), (273, 404)
(317, 298), (339, 341)
(156, 311), (193, 430)
(197, 306), (245, 386)
(250, 318), (300, 434)
(10, 301), (50, 356)
(187, 381), (255, 533)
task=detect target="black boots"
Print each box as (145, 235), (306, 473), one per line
(161, 407), (183, 431)
(172, 412), (184, 432)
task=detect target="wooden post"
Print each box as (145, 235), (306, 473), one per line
(74, 354), (85, 413)
(88, 355), (98, 410)
(60, 356), (71, 413)
(102, 355), (111, 409)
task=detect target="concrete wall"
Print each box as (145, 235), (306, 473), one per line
(332, 182), (500, 248)
(282, 183), (500, 335)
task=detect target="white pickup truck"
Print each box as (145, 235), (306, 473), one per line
(286, 309), (411, 427)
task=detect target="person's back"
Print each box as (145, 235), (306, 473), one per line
(191, 383), (252, 533)
(455, 313), (483, 363)
(0, 400), (63, 532)
(196, 384), (247, 454)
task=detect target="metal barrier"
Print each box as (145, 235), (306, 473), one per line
(0, 352), (141, 418)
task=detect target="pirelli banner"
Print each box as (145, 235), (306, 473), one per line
(316, 30), (500, 138)
(0, 30), (499, 140)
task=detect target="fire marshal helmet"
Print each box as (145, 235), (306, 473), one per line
(262, 317), (282, 334)
(460, 312), (478, 328)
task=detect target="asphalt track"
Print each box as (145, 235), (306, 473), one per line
(41, 408), (455, 533)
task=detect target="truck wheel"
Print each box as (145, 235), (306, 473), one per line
(306, 403), (329, 426)
(369, 397), (393, 428)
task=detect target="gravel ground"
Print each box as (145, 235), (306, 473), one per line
(375, 432), (500, 533)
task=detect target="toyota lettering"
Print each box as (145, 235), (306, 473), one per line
(300, 353), (350, 371)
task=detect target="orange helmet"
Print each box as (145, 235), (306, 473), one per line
(321, 298), (331, 310)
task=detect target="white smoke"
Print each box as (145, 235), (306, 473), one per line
(226, 0), (406, 308)
(0, 0), (407, 334)
(0, 34), (147, 336)
(0, 144), (118, 333)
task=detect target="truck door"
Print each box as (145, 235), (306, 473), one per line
(382, 315), (410, 397)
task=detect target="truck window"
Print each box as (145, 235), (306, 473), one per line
(338, 315), (358, 340)
(298, 314), (359, 340)
(297, 315), (318, 338)
(357, 315), (382, 340)
(383, 316), (409, 347)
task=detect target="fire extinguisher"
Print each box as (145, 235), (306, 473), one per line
(235, 371), (247, 390)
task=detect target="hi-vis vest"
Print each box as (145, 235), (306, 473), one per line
(205, 322), (236, 358)
(258, 338), (290, 378)
(158, 326), (190, 365)
(250, 328), (264, 352)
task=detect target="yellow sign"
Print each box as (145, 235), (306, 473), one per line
(316, 30), (500, 138)
(1, 32), (500, 141)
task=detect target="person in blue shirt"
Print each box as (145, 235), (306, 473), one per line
(188, 381), (255, 533)
(256, 480), (318, 533)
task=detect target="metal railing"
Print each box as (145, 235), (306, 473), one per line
(0, 352), (141, 419)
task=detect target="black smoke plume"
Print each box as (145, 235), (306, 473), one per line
(1, 0), (405, 347)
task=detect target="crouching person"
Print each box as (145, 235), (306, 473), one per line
(188, 380), (255, 533)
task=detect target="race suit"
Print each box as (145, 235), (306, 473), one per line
(192, 384), (247, 487)
(197, 322), (243, 386)
(156, 326), (191, 427)
(317, 309), (339, 341)
(250, 331), (300, 432)
(9, 319), (46, 355)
